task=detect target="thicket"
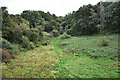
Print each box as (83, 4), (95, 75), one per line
(65, 2), (120, 36)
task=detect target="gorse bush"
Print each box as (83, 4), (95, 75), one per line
(59, 33), (71, 39)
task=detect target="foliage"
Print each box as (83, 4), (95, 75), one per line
(59, 33), (71, 39)
(0, 37), (11, 49)
(42, 31), (52, 38)
(23, 28), (40, 42)
(21, 10), (58, 28)
(21, 10), (61, 35)
(51, 30), (60, 37)
(21, 36), (35, 50)
(0, 1), (119, 78)
(64, 2), (120, 35)
(9, 44), (21, 55)
(41, 32), (52, 46)
(0, 48), (13, 63)
(43, 20), (60, 33)
(2, 9), (30, 43)
(44, 22), (53, 33)
(0, 37), (22, 62)
(103, 2), (120, 34)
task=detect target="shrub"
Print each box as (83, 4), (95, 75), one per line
(28, 42), (35, 49)
(23, 28), (40, 42)
(51, 30), (60, 37)
(0, 48), (13, 63)
(21, 36), (35, 50)
(42, 42), (48, 46)
(42, 31), (52, 39)
(41, 39), (50, 46)
(8, 44), (21, 56)
(0, 37), (11, 49)
(59, 33), (71, 39)
(98, 38), (109, 47)
(42, 32), (52, 45)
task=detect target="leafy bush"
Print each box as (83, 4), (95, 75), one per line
(59, 33), (71, 39)
(28, 42), (35, 49)
(51, 30), (60, 37)
(98, 38), (109, 47)
(0, 37), (11, 49)
(23, 28), (40, 42)
(8, 44), (21, 56)
(41, 32), (52, 46)
(21, 36), (35, 50)
(42, 31), (52, 39)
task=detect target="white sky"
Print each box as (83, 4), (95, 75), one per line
(0, 0), (101, 16)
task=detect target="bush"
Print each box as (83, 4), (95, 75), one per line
(42, 32), (52, 45)
(51, 30), (60, 37)
(59, 33), (71, 39)
(21, 36), (35, 50)
(8, 44), (21, 56)
(0, 48), (13, 63)
(0, 37), (11, 49)
(98, 38), (109, 47)
(23, 28), (40, 42)
(28, 42), (35, 49)
(42, 31), (52, 39)
(42, 41), (48, 46)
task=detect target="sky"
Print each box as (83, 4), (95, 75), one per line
(0, 0), (102, 16)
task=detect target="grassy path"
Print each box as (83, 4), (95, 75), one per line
(2, 45), (59, 78)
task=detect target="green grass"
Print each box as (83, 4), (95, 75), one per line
(52, 54), (119, 78)
(58, 34), (118, 60)
(2, 45), (59, 78)
(2, 34), (119, 78)
(51, 34), (119, 78)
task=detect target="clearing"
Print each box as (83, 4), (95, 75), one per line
(2, 35), (119, 78)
